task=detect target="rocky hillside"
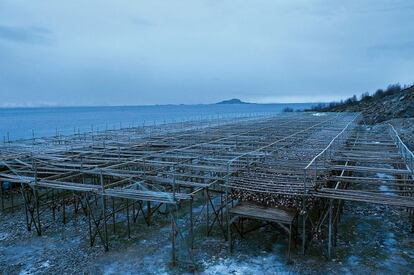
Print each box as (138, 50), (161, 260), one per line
(314, 85), (414, 124)
(388, 118), (414, 151)
(309, 84), (414, 150)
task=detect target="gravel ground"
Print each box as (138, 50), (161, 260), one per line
(1, 192), (413, 274)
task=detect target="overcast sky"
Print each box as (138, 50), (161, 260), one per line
(0, 0), (413, 106)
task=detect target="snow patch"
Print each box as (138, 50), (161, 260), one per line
(377, 173), (395, 195)
(0, 232), (9, 241)
(41, 260), (50, 268)
(347, 255), (359, 267)
(376, 173), (394, 180)
(379, 185), (393, 195)
(202, 254), (289, 274)
(103, 262), (168, 275)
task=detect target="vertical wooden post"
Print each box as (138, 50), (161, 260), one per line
(112, 198), (116, 234)
(62, 199), (66, 224)
(33, 160), (42, 236)
(190, 198), (194, 250)
(0, 182), (4, 212)
(20, 184), (31, 231)
(328, 200), (333, 259)
(132, 202), (136, 223)
(147, 201), (151, 225)
(126, 199), (131, 238)
(86, 195), (93, 246)
(225, 163), (230, 244)
(288, 224), (292, 261)
(411, 209), (414, 233)
(171, 205), (176, 266)
(302, 169), (307, 255)
(205, 188), (209, 236)
(100, 171), (109, 251)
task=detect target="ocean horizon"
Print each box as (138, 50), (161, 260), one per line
(0, 103), (314, 141)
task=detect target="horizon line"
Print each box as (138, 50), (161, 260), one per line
(0, 101), (323, 109)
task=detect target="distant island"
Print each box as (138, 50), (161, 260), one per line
(216, 98), (249, 104)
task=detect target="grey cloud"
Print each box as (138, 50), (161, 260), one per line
(131, 17), (153, 27)
(368, 40), (414, 59)
(0, 25), (52, 44)
(0, 1), (414, 106)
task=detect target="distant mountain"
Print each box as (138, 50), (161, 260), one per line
(216, 98), (249, 104)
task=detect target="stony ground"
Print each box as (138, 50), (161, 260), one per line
(1, 192), (413, 274)
(387, 118), (414, 150)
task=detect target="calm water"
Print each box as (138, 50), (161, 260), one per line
(0, 103), (313, 140)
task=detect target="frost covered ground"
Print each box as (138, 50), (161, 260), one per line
(1, 195), (413, 275)
(1, 164), (414, 275)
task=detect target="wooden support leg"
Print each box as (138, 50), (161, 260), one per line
(225, 195), (230, 242)
(411, 208), (414, 233)
(228, 216), (233, 253)
(34, 187), (42, 236)
(112, 198), (116, 234)
(240, 218), (244, 237)
(301, 214), (307, 255)
(11, 191), (14, 210)
(0, 182), (4, 212)
(87, 198), (93, 247)
(171, 206), (176, 266)
(147, 201), (152, 225)
(132, 202), (136, 223)
(334, 202), (338, 247)
(220, 193), (224, 225)
(206, 188), (210, 236)
(101, 195), (109, 251)
(62, 200), (66, 224)
(288, 224), (292, 262)
(328, 200), (333, 259)
(21, 185), (31, 231)
(73, 192), (78, 214)
(126, 199), (131, 239)
(52, 191), (56, 221)
(190, 199), (194, 250)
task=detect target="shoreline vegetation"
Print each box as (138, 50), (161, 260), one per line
(305, 83), (414, 150)
(306, 83), (414, 123)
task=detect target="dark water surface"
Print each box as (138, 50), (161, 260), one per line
(0, 103), (312, 140)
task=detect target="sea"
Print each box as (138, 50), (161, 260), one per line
(0, 103), (314, 141)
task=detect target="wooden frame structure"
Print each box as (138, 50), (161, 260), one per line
(1, 111), (412, 264)
(310, 123), (414, 258)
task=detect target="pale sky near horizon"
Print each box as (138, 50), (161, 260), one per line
(0, 0), (413, 107)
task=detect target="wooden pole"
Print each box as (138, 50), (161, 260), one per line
(100, 171), (109, 251)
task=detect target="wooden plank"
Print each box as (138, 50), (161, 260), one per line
(330, 165), (411, 175)
(230, 202), (297, 224)
(104, 188), (191, 203)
